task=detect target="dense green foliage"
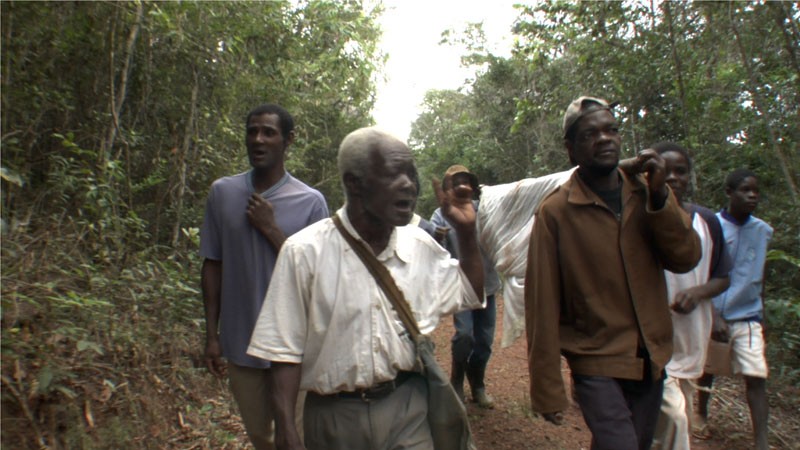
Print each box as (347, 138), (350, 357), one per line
(1, 0), (382, 253)
(1, 1), (383, 447)
(411, 0), (799, 385)
(1, 0), (799, 447)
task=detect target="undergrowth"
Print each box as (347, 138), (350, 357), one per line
(764, 251), (800, 389)
(1, 222), (245, 449)
(1, 219), (798, 449)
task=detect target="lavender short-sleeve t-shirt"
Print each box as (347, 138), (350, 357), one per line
(200, 171), (328, 368)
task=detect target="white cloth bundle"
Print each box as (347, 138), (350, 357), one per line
(476, 168), (574, 347)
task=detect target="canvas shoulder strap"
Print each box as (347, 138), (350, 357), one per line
(332, 214), (422, 339)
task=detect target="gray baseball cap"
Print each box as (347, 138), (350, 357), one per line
(562, 96), (619, 138)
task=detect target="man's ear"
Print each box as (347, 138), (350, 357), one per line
(284, 130), (296, 147)
(343, 172), (361, 197)
(564, 139), (577, 167)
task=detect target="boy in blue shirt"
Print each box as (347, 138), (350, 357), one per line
(695, 169), (772, 450)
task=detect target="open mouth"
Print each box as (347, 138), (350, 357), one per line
(395, 199), (414, 211)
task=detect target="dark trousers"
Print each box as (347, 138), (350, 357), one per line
(573, 373), (665, 450)
(452, 294), (496, 371)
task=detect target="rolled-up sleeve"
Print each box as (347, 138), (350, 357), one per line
(413, 239), (483, 334)
(247, 241), (308, 363)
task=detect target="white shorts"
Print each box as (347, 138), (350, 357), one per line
(729, 321), (768, 378)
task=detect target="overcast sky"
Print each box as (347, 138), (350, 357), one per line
(371, 0), (521, 141)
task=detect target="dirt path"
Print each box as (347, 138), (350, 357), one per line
(204, 296), (795, 449)
(429, 296), (731, 450)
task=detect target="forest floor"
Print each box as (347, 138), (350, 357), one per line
(189, 295), (799, 450)
(430, 297), (800, 450)
(2, 296), (798, 449)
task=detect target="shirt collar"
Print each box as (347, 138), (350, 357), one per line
(720, 208), (751, 226)
(335, 207), (410, 263)
(566, 168), (641, 205)
(247, 170), (290, 196)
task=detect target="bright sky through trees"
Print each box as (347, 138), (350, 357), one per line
(372, 0), (520, 141)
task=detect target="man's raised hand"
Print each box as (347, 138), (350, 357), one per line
(432, 174), (476, 232)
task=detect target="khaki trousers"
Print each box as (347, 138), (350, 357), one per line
(304, 375), (433, 450)
(229, 364), (305, 450)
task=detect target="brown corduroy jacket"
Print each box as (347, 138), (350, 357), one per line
(524, 168), (701, 414)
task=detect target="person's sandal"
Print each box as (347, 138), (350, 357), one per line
(691, 415), (711, 440)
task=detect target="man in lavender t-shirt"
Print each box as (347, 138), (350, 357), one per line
(199, 104), (328, 450)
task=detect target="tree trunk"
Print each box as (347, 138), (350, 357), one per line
(664, 1), (691, 142)
(729, 4), (799, 204)
(774, 2), (800, 105)
(171, 70), (199, 247)
(102, 2), (143, 164)
(630, 105), (640, 155)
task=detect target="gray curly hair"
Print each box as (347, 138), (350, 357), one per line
(337, 127), (407, 182)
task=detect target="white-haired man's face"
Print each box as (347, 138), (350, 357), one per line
(357, 142), (419, 227)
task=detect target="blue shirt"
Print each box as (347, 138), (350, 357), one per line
(200, 171), (329, 367)
(430, 206), (501, 296)
(712, 210), (773, 321)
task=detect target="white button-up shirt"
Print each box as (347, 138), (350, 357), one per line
(247, 208), (483, 395)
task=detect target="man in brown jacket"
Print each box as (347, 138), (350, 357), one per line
(525, 96), (701, 450)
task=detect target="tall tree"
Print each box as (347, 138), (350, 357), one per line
(411, 0), (798, 282)
(1, 0), (384, 255)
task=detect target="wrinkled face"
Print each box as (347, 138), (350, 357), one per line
(246, 113), (290, 172)
(360, 142), (419, 227)
(727, 176), (759, 216)
(662, 150), (691, 202)
(566, 109), (621, 178)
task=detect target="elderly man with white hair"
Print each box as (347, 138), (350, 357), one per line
(247, 127), (485, 450)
